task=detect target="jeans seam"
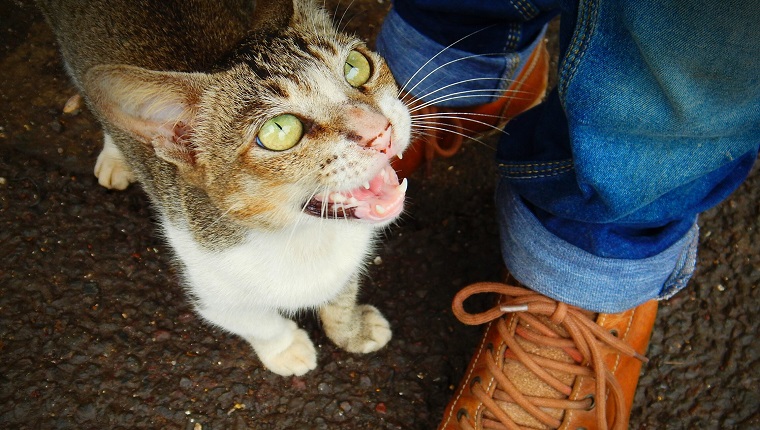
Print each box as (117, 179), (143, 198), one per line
(509, 0), (539, 21)
(504, 23), (520, 53)
(499, 54), (521, 92)
(498, 160), (574, 179)
(559, 0), (601, 101)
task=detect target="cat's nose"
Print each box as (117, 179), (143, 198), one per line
(346, 106), (392, 153)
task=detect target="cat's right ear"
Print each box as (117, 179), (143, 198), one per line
(84, 65), (212, 171)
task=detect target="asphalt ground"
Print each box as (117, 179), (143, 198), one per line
(1, 1), (758, 428)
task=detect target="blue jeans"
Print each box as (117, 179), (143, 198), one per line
(377, 0), (760, 312)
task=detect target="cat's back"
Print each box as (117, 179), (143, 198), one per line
(37, 0), (264, 76)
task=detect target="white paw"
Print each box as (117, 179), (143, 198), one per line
(351, 305), (392, 353)
(94, 137), (135, 190)
(256, 326), (317, 377)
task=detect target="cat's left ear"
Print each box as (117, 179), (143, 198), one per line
(84, 65), (212, 170)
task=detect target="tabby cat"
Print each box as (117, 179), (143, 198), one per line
(38, 0), (411, 376)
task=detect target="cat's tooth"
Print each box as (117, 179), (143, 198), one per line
(363, 182), (371, 190)
(375, 205), (386, 214)
(397, 152), (403, 160)
(397, 178), (408, 193)
(330, 193), (346, 204)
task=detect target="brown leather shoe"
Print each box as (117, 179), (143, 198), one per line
(393, 39), (550, 178)
(438, 281), (657, 430)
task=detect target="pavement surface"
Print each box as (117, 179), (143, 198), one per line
(1, 1), (758, 429)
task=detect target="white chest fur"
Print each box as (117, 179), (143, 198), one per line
(162, 218), (375, 313)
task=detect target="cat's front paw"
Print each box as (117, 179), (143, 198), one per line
(254, 323), (317, 377)
(325, 305), (392, 354)
(94, 137), (135, 190)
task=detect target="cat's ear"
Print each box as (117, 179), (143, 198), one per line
(84, 65), (212, 170)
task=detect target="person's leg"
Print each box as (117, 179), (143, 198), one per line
(449, 4), (759, 426)
(377, 0), (560, 176)
(379, 0), (760, 429)
(377, 0), (558, 107)
(498, 0), (760, 312)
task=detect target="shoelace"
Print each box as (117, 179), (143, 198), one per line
(451, 282), (648, 430)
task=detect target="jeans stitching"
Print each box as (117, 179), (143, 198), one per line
(508, 0), (531, 21)
(505, 23), (520, 52)
(498, 162), (574, 179)
(520, 0), (540, 19)
(499, 160), (572, 168)
(503, 168), (574, 179)
(559, 0), (601, 100)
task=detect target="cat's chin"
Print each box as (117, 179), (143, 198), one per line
(303, 163), (407, 224)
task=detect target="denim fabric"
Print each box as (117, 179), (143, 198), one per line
(497, 183), (699, 313)
(376, 9), (554, 107)
(379, 0), (760, 311)
(392, 0), (559, 55)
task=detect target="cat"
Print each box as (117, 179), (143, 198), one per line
(37, 0), (412, 376)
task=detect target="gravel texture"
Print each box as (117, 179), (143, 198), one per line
(1, 1), (758, 429)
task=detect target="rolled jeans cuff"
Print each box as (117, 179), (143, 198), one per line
(497, 180), (699, 313)
(376, 9), (547, 108)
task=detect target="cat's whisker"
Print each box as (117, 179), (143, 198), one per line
(406, 76), (520, 107)
(409, 89), (535, 113)
(401, 51), (515, 104)
(397, 26), (494, 99)
(335, 0), (357, 34)
(411, 93), (506, 114)
(407, 81), (535, 112)
(411, 123), (497, 151)
(412, 113), (509, 137)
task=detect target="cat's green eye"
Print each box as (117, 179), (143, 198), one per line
(344, 50), (371, 87)
(256, 114), (304, 151)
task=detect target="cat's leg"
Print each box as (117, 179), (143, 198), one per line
(199, 306), (317, 376)
(94, 132), (135, 190)
(319, 278), (392, 353)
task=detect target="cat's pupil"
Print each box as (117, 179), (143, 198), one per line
(344, 50), (370, 87)
(256, 114), (304, 152)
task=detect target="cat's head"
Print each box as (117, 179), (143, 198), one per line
(84, 0), (411, 230)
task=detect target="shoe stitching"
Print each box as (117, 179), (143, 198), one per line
(560, 308), (637, 429)
(559, 312), (607, 430)
(485, 315), (519, 424)
(442, 321), (493, 428)
(471, 314), (516, 428)
(613, 306), (637, 374)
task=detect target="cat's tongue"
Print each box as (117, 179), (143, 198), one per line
(309, 163), (407, 223)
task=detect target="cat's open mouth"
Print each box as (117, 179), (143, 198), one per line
(304, 163), (407, 223)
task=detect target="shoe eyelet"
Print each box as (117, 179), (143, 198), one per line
(609, 329), (619, 337)
(469, 376), (481, 389)
(457, 408), (470, 422)
(583, 394), (595, 411)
